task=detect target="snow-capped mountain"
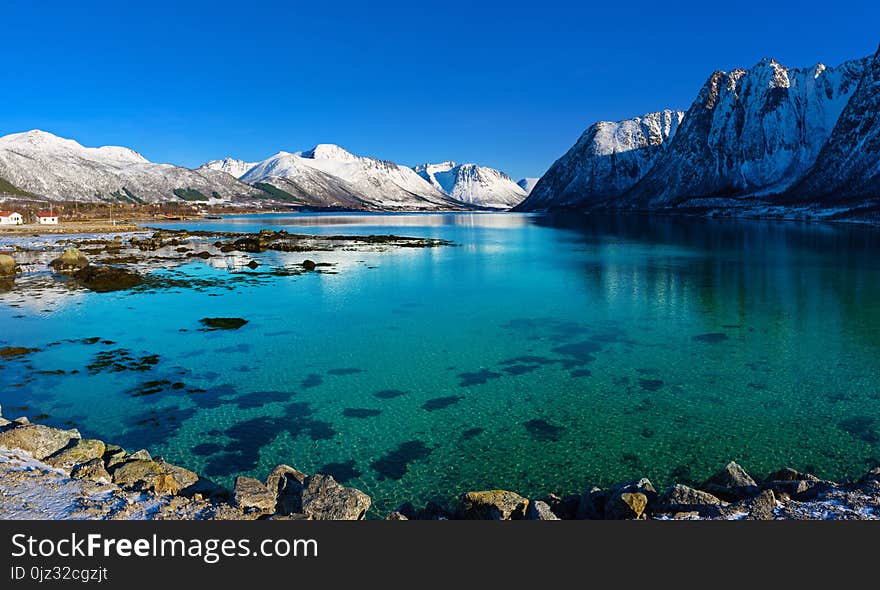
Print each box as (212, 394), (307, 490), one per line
(518, 46), (880, 217)
(238, 144), (465, 210)
(198, 157), (257, 179)
(520, 110), (684, 210)
(413, 161), (527, 209)
(0, 130), (257, 203)
(517, 178), (540, 195)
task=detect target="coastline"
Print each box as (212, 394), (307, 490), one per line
(0, 409), (877, 520)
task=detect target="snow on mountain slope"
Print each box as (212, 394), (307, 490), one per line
(784, 45), (880, 204)
(517, 178), (540, 195)
(198, 157), (258, 179)
(518, 110), (683, 210)
(0, 130), (257, 203)
(626, 56), (868, 207)
(241, 144), (465, 210)
(414, 161), (527, 209)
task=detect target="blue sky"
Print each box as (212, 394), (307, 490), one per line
(4, 1), (879, 179)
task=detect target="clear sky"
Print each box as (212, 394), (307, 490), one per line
(4, 0), (879, 180)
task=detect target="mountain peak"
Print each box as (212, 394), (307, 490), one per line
(302, 144), (357, 161)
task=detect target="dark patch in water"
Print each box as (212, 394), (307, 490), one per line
(319, 460), (361, 484)
(461, 427), (485, 439)
(374, 389), (406, 399)
(638, 379), (664, 392)
(457, 369), (502, 387)
(422, 396), (464, 411)
(523, 419), (564, 442)
(123, 405), (197, 448)
(370, 440), (432, 480)
(199, 317), (248, 331)
(551, 341), (600, 368)
(127, 380), (173, 397)
(636, 368), (659, 375)
(328, 368), (365, 376)
(839, 416), (879, 443)
(87, 349), (159, 374)
(301, 373), (323, 389)
(499, 355), (557, 366)
(235, 390), (291, 409)
(748, 383), (769, 391)
(641, 427), (655, 438)
(192, 442), (224, 456)
(692, 333), (728, 343)
(343, 408), (381, 418)
(570, 369), (592, 378)
(216, 343), (251, 354)
(502, 364), (540, 376)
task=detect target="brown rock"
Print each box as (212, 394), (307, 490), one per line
(71, 458), (112, 483)
(458, 489), (529, 520)
(45, 439), (106, 470)
(0, 424), (81, 459)
(606, 491), (648, 520)
(111, 459), (180, 494)
(701, 461), (759, 501)
(0, 253), (16, 277)
(49, 248), (89, 271)
(233, 476), (276, 513)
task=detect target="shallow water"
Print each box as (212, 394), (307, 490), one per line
(2, 212), (880, 515)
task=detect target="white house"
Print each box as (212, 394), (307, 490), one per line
(35, 212), (59, 225)
(0, 211), (24, 225)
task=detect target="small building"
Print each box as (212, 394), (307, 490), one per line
(0, 211), (24, 225)
(35, 212), (59, 225)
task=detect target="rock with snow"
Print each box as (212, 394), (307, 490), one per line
(414, 161), (527, 209)
(198, 157), (258, 179)
(517, 177), (540, 195)
(0, 130), (258, 203)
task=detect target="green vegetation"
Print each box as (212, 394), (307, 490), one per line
(110, 187), (145, 204)
(211, 191), (222, 200)
(252, 182), (306, 204)
(173, 187), (209, 202)
(0, 176), (35, 198)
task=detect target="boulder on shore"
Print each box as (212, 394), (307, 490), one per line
(45, 439), (106, 471)
(701, 461), (759, 501)
(657, 484), (723, 514)
(604, 478), (657, 520)
(525, 500), (560, 520)
(458, 489), (530, 520)
(71, 458), (112, 484)
(265, 464), (307, 514)
(110, 458), (181, 495)
(0, 253), (16, 277)
(49, 248), (89, 271)
(299, 474), (371, 520)
(0, 424), (81, 460)
(233, 476), (276, 513)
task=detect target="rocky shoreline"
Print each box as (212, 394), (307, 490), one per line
(1, 408), (877, 520)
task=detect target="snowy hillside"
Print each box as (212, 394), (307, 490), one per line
(198, 157), (257, 179)
(0, 130), (257, 203)
(517, 178), (540, 195)
(414, 161), (527, 209)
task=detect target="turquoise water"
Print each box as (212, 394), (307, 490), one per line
(2, 212), (880, 515)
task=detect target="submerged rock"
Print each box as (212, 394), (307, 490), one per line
(49, 248), (89, 271)
(73, 265), (143, 292)
(701, 461), (759, 501)
(0, 346), (40, 359)
(302, 259), (317, 271)
(458, 489), (530, 520)
(0, 424), (81, 460)
(199, 317), (248, 330)
(233, 476), (276, 513)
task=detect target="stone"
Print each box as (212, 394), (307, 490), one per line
(71, 458), (112, 484)
(861, 466), (880, 484)
(302, 259), (317, 271)
(765, 467), (819, 482)
(764, 479), (824, 501)
(45, 439), (106, 470)
(386, 511), (409, 520)
(265, 464), (307, 514)
(0, 253), (16, 277)
(73, 265), (143, 292)
(233, 476), (276, 513)
(111, 459), (180, 494)
(657, 484), (722, 512)
(726, 489), (777, 520)
(458, 490), (530, 520)
(525, 500), (560, 520)
(156, 459), (200, 492)
(605, 491), (648, 520)
(0, 424), (81, 459)
(701, 461), (759, 501)
(199, 317), (248, 330)
(49, 248), (89, 271)
(575, 487), (605, 520)
(300, 474), (371, 520)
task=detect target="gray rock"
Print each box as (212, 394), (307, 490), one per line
(525, 500), (560, 520)
(724, 489), (778, 520)
(300, 474), (371, 520)
(71, 458), (112, 483)
(265, 464), (307, 514)
(861, 466), (880, 484)
(111, 459), (180, 494)
(657, 484), (723, 513)
(386, 511), (409, 521)
(575, 487), (605, 519)
(457, 489), (529, 520)
(701, 461), (759, 501)
(605, 491), (649, 520)
(0, 424), (81, 459)
(44, 439), (106, 471)
(765, 467), (819, 482)
(233, 476), (276, 513)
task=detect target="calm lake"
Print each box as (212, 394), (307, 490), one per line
(2, 212), (880, 514)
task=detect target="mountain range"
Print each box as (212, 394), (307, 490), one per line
(0, 130), (531, 210)
(518, 43), (880, 219)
